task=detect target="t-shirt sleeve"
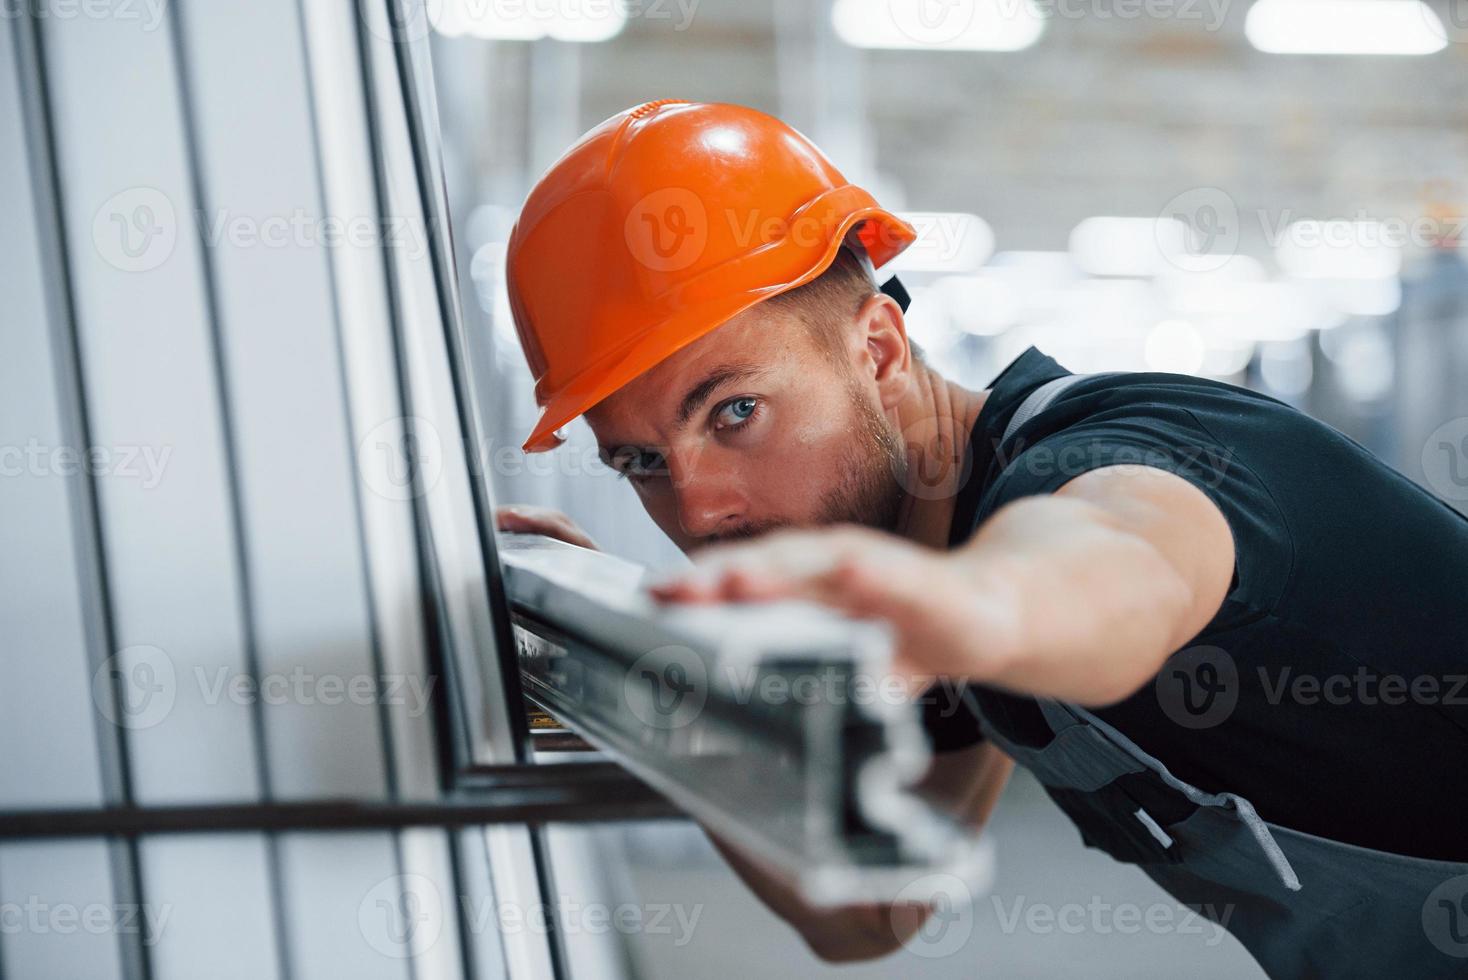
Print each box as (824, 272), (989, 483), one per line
(981, 407), (1295, 625)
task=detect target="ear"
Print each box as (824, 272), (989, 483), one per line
(854, 292), (913, 411)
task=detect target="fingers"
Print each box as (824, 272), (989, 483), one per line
(650, 527), (928, 620)
(649, 529), (846, 603)
(494, 505), (599, 551)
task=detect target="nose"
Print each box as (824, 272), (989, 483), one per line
(668, 448), (749, 540)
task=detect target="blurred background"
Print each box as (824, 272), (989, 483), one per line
(431, 0), (1468, 574)
(426, 1), (1468, 975)
(7, 1), (1468, 977)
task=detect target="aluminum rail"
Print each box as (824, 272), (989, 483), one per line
(499, 533), (991, 906)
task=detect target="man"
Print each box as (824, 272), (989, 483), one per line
(496, 100), (1468, 976)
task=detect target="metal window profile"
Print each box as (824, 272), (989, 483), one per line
(502, 535), (993, 907)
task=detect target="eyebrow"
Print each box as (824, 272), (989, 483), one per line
(674, 363), (765, 428)
(597, 363), (767, 462)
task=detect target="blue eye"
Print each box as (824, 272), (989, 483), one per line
(716, 396), (759, 430)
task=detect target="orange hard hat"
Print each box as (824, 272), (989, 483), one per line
(506, 99), (917, 452)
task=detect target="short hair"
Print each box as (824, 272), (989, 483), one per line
(767, 246), (923, 365)
(768, 247), (873, 361)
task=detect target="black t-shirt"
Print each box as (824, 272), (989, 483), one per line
(926, 347), (1468, 861)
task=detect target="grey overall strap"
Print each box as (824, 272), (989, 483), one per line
(1000, 373), (1094, 447)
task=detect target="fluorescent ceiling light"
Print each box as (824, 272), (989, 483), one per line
(1069, 217), (1191, 277)
(832, 0), (1046, 52)
(433, 0), (628, 42)
(888, 212), (995, 273)
(1274, 220), (1403, 279)
(1245, 0), (1447, 55)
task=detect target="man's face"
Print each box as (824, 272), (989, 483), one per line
(584, 303), (906, 553)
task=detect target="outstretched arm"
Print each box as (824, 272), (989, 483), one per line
(653, 464), (1236, 707)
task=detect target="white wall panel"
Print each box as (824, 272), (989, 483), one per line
(140, 836), (282, 980)
(0, 842), (127, 980)
(0, 12), (108, 811)
(173, 0), (388, 802)
(41, 0), (263, 806)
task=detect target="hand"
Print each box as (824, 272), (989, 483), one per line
(494, 504), (600, 551)
(650, 524), (1018, 685)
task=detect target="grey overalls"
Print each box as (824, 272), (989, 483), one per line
(973, 376), (1468, 979)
